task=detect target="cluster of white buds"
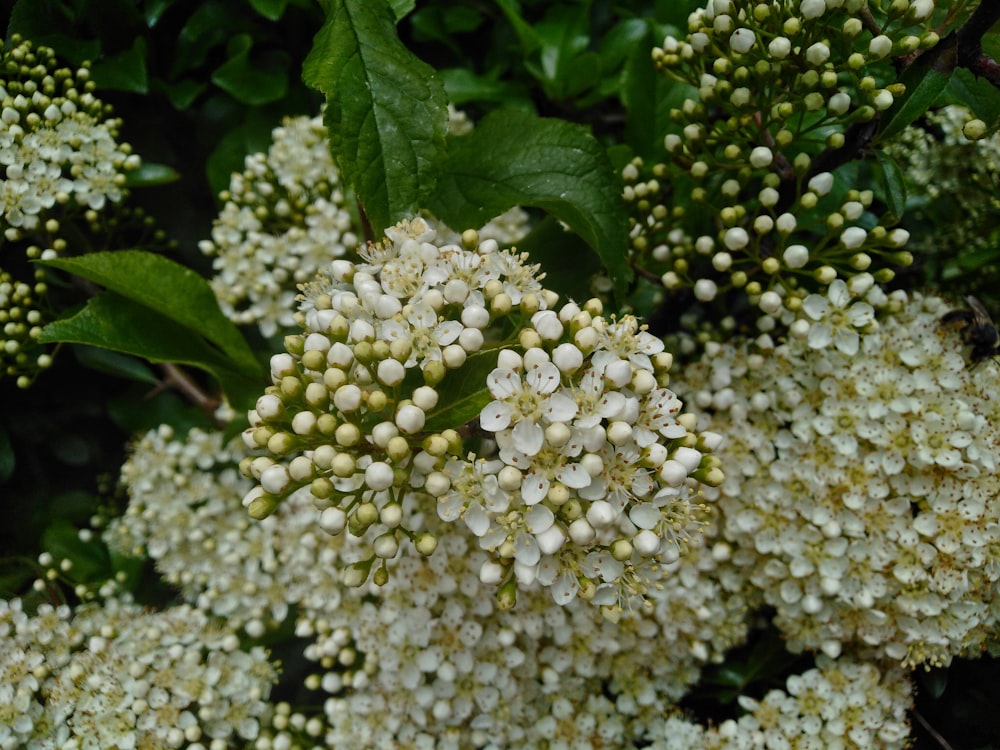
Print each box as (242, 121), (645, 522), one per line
(241, 218), (551, 586)
(242, 217), (721, 610)
(678, 284), (1000, 667)
(625, 0), (937, 318)
(199, 114), (359, 338)
(0, 36), (140, 386)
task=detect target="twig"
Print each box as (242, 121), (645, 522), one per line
(912, 709), (956, 750)
(156, 363), (221, 415)
(956, 0), (1000, 89)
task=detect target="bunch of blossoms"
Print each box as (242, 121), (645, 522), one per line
(106, 424), (356, 639)
(886, 104), (1000, 283)
(0, 35), (140, 385)
(240, 216), (723, 613)
(676, 279), (1000, 667)
(646, 654), (913, 750)
(623, 0), (937, 319)
(104, 419), (747, 746)
(199, 114), (359, 338)
(0, 595), (276, 749)
(298, 516), (752, 748)
(200, 108), (531, 341)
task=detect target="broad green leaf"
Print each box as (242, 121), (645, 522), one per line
(439, 68), (531, 107)
(42, 520), (110, 583)
(423, 349), (502, 432)
(877, 44), (955, 143)
(943, 68), (1000, 130)
(89, 37), (149, 93)
(73, 344), (160, 385)
(387, 0), (415, 21)
(38, 292), (261, 409)
(427, 108), (633, 299)
(38, 250), (260, 377)
(212, 34), (291, 106)
(248, 0), (290, 21)
(172, 1), (242, 77)
(493, 0), (542, 55)
(303, 0), (449, 232)
(875, 151), (906, 223)
(514, 216), (602, 301)
(7, 0), (101, 65)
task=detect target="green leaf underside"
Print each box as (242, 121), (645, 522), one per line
(422, 348), (502, 432)
(302, 0), (449, 232)
(38, 250), (260, 377)
(877, 47), (955, 143)
(428, 108), (632, 299)
(875, 151), (906, 223)
(38, 292), (261, 409)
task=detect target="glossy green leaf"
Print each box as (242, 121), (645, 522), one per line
(877, 46), (955, 143)
(38, 250), (260, 376)
(427, 108), (633, 299)
(303, 0), (449, 232)
(875, 151), (906, 223)
(89, 37), (149, 93)
(72, 344), (160, 385)
(212, 34), (291, 105)
(249, 0), (289, 21)
(423, 349), (502, 432)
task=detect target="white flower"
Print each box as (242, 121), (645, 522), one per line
(480, 362), (578, 455)
(802, 279), (873, 354)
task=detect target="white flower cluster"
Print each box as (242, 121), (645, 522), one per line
(647, 655), (913, 750)
(199, 114), (359, 338)
(298, 520), (752, 747)
(625, 0), (935, 315)
(0, 37), (139, 233)
(241, 217), (721, 610)
(678, 284), (1000, 667)
(431, 308), (722, 610)
(0, 36), (140, 386)
(106, 424), (354, 638)
(98, 419), (749, 747)
(0, 595), (276, 749)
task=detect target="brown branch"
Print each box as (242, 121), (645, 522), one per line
(156, 363), (221, 418)
(912, 709), (956, 750)
(955, 0), (1000, 89)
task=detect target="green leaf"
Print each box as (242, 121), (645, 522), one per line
(877, 44), (955, 143)
(514, 215), (602, 301)
(303, 0), (449, 232)
(72, 344), (160, 385)
(42, 520), (110, 583)
(439, 68), (531, 107)
(38, 250), (260, 377)
(125, 162), (181, 187)
(943, 68), (1000, 130)
(493, 0), (542, 55)
(423, 349), (502, 432)
(212, 34), (291, 105)
(89, 36), (149, 93)
(875, 151), (906, 223)
(248, 0), (289, 21)
(38, 292), (261, 409)
(427, 108), (633, 299)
